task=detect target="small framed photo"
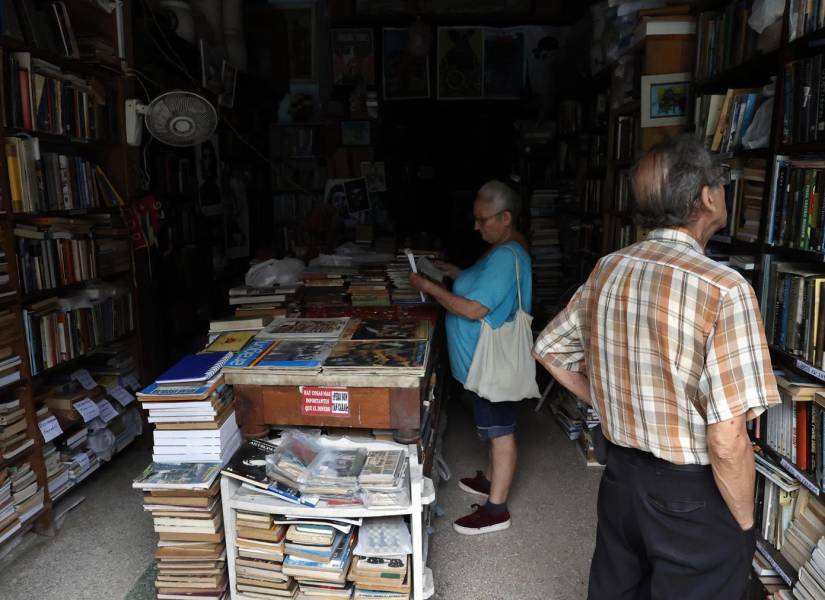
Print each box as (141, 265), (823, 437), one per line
(641, 72), (691, 128)
(341, 120), (371, 146)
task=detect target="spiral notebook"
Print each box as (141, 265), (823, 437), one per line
(155, 352), (233, 384)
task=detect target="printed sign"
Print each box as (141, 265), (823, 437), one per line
(74, 398), (100, 423)
(300, 387), (350, 416)
(74, 452), (91, 472)
(108, 385), (135, 407)
(72, 369), (98, 391)
(38, 416), (63, 443)
(96, 399), (119, 423)
(122, 374), (140, 391)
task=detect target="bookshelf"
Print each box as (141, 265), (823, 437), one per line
(0, 0), (142, 553)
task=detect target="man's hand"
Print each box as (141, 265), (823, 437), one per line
(707, 415), (755, 531)
(409, 272), (440, 294)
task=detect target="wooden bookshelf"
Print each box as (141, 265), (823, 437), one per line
(0, 0), (142, 551)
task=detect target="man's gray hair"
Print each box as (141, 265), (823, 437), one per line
(477, 180), (521, 220)
(631, 135), (726, 228)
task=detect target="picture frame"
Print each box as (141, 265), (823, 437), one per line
(382, 28), (430, 100)
(341, 120), (371, 146)
(437, 27), (483, 100)
(331, 28), (375, 86)
(641, 72), (692, 128)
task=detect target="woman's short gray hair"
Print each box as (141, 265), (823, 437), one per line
(477, 180), (521, 220)
(631, 135), (726, 228)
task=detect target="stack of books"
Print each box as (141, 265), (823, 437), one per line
(282, 522), (357, 594)
(229, 285), (301, 311)
(233, 512), (296, 598)
(0, 354), (22, 390)
(0, 394), (33, 461)
(348, 275), (391, 308)
(0, 468), (21, 549)
(791, 535), (825, 599)
(137, 352), (240, 464)
(63, 448), (100, 486)
(0, 242), (15, 301)
(386, 259), (420, 305)
(210, 315), (275, 333)
(41, 441), (70, 501)
(9, 460), (44, 525)
(348, 517), (413, 599)
(133, 463), (228, 600)
(550, 392), (585, 441)
(303, 274), (349, 310)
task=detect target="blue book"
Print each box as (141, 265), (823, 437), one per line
(225, 340), (272, 368)
(137, 379), (220, 398)
(737, 93), (759, 146)
(155, 352), (232, 384)
(285, 531), (344, 560)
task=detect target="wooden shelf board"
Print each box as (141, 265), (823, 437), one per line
(21, 270), (133, 304)
(28, 330), (136, 381)
(694, 48), (781, 93)
(0, 442), (36, 472)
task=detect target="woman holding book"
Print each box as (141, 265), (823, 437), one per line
(409, 180), (534, 535)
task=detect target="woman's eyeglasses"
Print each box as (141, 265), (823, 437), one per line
(473, 210), (504, 225)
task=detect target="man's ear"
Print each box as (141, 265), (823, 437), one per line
(699, 185), (715, 213)
(501, 210), (513, 226)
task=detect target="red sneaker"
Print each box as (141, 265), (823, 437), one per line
(453, 504), (511, 535)
(458, 470), (490, 499)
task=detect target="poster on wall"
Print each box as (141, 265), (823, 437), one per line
(331, 29), (375, 86)
(437, 27), (483, 100)
(285, 6), (315, 82)
(382, 28), (430, 100)
(483, 28), (525, 99)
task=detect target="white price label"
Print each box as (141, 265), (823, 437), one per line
(74, 398), (100, 423)
(38, 416), (62, 443)
(74, 452), (91, 472)
(96, 399), (119, 423)
(72, 369), (98, 391)
(108, 385), (134, 407)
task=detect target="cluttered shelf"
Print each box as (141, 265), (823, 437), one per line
(755, 533), (798, 588)
(0, 442), (35, 473)
(0, 127), (110, 149)
(21, 270), (133, 304)
(0, 35), (122, 76)
(26, 330), (136, 381)
(770, 346), (825, 383)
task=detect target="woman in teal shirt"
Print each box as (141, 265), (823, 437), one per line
(410, 180), (532, 536)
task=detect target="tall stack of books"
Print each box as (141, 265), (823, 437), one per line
(302, 270), (350, 311)
(0, 392), (33, 462)
(133, 463), (228, 600)
(41, 441), (70, 501)
(233, 512), (295, 598)
(791, 535), (825, 599)
(9, 459), (44, 527)
(136, 352), (240, 464)
(0, 468), (21, 551)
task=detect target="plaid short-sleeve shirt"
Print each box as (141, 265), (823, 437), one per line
(534, 228), (779, 465)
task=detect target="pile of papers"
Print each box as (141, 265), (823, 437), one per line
(137, 352), (241, 464)
(133, 463), (228, 600)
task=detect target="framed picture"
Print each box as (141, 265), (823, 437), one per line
(331, 28), (375, 86)
(641, 72), (691, 128)
(284, 6), (315, 82)
(437, 27), (483, 100)
(218, 60), (237, 108)
(483, 27), (525, 99)
(341, 121), (371, 146)
(383, 28), (430, 100)
(344, 178), (371, 214)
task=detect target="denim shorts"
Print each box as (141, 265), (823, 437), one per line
(466, 389), (518, 441)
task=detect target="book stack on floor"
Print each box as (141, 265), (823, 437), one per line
(348, 517), (412, 600)
(41, 441), (70, 502)
(233, 511), (296, 598)
(0, 392), (33, 462)
(0, 467), (21, 549)
(282, 520), (357, 598)
(137, 352), (241, 464)
(9, 459), (44, 527)
(549, 391), (585, 441)
(133, 463), (228, 600)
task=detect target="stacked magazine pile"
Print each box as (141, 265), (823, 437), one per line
(222, 432), (410, 509)
(227, 284), (302, 320)
(136, 352), (241, 464)
(133, 463), (228, 600)
(282, 519), (357, 595)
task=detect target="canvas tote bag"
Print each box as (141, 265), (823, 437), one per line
(464, 245), (540, 403)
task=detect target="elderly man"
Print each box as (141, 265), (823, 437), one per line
(534, 136), (779, 599)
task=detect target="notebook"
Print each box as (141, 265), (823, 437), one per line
(155, 352), (233, 385)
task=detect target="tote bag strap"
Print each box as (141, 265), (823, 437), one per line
(504, 243), (523, 312)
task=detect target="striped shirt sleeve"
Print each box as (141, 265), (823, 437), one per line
(702, 281), (780, 424)
(533, 284), (587, 373)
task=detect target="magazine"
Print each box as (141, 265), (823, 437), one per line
(322, 340), (428, 372)
(254, 340), (336, 369)
(132, 463), (221, 490)
(343, 320), (429, 342)
(255, 318), (350, 340)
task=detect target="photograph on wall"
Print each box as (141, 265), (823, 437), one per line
(341, 120), (371, 146)
(218, 60), (238, 108)
(483, 28), (525, 99)
(199, 40), (224, 94)
(382, 28), (430, 100)
(344, 178), (371, 214)
(641, 73), (691, 128)
(437, 27), (483, 100)
(360, 161), (387, 192)
(331, 28), (375, 86)
(357, 0), (530, 15)
(285, 6), (315, 82)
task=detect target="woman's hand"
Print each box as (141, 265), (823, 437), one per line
(409, 272), (434, 293)
(433, 260), (460, 280)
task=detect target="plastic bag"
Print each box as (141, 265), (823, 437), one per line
(245, 258), (305, 287)
(87, 426), (116, 462)
(264, 429), (321, 483)
(353, 517), (413, 557)
(749, 0), (784, 34)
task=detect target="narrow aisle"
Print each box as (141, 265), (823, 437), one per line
(0, 443), (155, 600)
(430, 398), (602, 600)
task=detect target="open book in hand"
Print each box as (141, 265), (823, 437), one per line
(416, 256), (445, 283)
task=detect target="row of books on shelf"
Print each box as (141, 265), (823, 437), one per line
(694, 4), (762, 82)
(2, 49), (106, 141)
(15, 228), (97, 295)
(783, 53), (825, 146)
(22, 285), (134, 375)
(5, 135), (122, 213)
(694, 89), (765, 154)
(788, 0), (825, 42)
(768, 157), (825, 251)
(613, 170), (631, 213)
(582, 179), (603, 214)
(713, 159), (766, 243)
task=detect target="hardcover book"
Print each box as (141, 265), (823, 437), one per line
(256, 318), (350, 340)
(322, 340), (428, 371)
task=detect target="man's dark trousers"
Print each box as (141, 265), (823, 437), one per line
(587, 442), (756, 600)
